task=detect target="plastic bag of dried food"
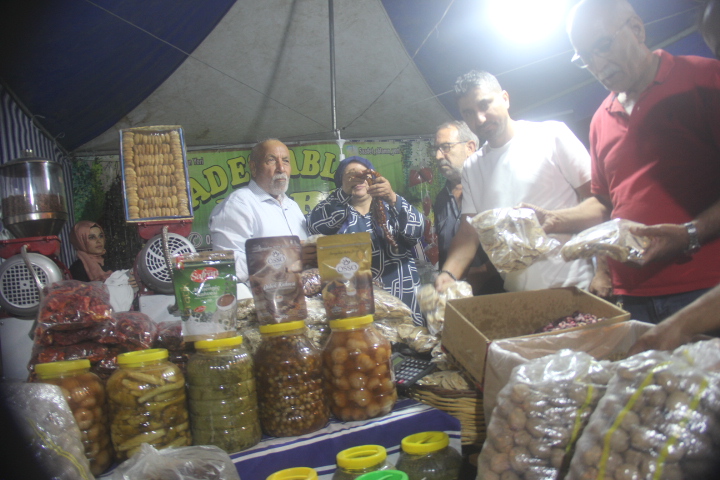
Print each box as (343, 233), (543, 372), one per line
(418, 281), (473, 335)
(477, 350), (612, 480)
(247, 235), (307, 324)
(567, 339), (720, 480)
(397, 323), (440, 353)
(301, 268), (323, 296)
(471, 207), (561, 273)
(110, 443), (241, 480)
(560, 218), (651, 265)
(37, 280), (113, 328)
(96, 311), (158, 349)
(1, 382), (94, 480)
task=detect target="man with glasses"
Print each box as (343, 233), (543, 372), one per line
(432, 121), (503, 294)
(435, 70), (594, 293)
(531, 0), (720, 324)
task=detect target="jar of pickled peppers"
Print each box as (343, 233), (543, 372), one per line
(332, 445), (394, 480)
(34, 359), (113, 475)
(394, 431), (462, 480)
(106, 348), (190, 460)
(187, 335), (261, 453)
(254, 320), (329, 437)
(322, 315), (397, 421)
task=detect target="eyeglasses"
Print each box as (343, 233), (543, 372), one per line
(433, 141), (467, 154)
(571, 18), (632, 69)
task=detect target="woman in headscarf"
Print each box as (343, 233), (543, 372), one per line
(308, 156), (425, 326)
(69, 220), (113, 282)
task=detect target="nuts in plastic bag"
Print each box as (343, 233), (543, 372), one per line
(560, 218), (651, 264)
(418, 280), (473, 335)
(471, 207), (560, 273)
(109, 443), (241, 480)
(567, 339), (720, 480)
(1, 382), (94, 480)
(478, 349), (611, 480)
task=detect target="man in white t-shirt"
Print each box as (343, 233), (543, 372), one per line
(435, 70), (594, 292)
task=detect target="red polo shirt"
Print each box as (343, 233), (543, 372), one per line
(590, 50), (720, 296)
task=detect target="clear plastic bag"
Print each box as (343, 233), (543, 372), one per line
(418, 281), (472, 335)
(110, 443), (241, 480)
(560, 218), (651, 264)
(1, 382), (94, 480)
(471, 207), (560, 273)
(567, 339), (720, 480)
(477, 350), (612, 480)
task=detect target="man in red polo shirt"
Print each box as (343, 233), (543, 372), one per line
(531, 0), (720, 324)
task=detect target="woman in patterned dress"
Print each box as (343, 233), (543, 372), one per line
(308, 156), (425, 325)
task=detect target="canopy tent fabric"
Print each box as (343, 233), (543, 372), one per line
(0, 0), (715, 155)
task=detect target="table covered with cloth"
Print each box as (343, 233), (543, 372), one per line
(231, 398), (462, 479)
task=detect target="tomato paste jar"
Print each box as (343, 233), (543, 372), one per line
(323, 315), (397, 421)
(34, 359), (113, 476)
(332, 445), (394, 480)
(394, 432), (462, 480)
(255, 320), (329, 436)
(106, 348), (190, 460)
(187, 335), (261, 453)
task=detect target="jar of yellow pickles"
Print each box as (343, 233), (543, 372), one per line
(187, 335), (261, 453)
(35, 359), (113, 475)
(106, 348), (190, 460)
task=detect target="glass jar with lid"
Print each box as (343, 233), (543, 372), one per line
(332, 445), (394, 480)
(266, 467), (319, 480)
(394, 432), (462, 480)
(255, 320), (329, 437)
(34, 359), (113, 476)
(187, 335), (261, 453)
(322, 315), (397, 421)
(106, 348), (190, 460)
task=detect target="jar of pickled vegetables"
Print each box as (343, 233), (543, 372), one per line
(332, 445), (394, 480)
(323, 315), (397, 421)
(187, 335), (261, 453)
(394, 432), (462, 480)
(106, 348), (190, 460)
(267, 467), (319, 480)
(255, 320), (329, 437)
(34, 359), (113, 476)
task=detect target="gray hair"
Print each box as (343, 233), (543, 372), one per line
(453, 70), (502, 100)
(436, 121), (479, 147)
(249, 138), (281, 165)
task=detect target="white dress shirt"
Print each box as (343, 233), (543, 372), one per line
(208, 180), (308, 282)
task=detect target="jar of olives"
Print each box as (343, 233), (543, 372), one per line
(323, 315), (397, 421)
(255, 320), (329, 437)
(187, 335), (261, 453)
(34, 359), (113, 476)
(332, 445), (394, 480)
(106, 348), (190, 460)
(394, 432), (462, 480)
(267, 467), (319, 480)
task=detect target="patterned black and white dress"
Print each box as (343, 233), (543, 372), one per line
(308, 188), (425, 326)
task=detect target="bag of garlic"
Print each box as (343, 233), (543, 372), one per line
(477, 349), (612, 480)
(566, 338), (720, 480)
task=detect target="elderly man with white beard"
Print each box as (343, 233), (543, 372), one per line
(209, 138), (308, 286)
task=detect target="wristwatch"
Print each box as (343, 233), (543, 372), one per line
(683, 222), (701, 255)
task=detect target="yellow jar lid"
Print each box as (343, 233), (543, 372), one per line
(195, 335), (243, 351)
(336, 445), (387, 470)
(401, 431), (449, 455)
(329, 315), (374, 331)
(35, 359), (90, 377)
(117, 348), (168, 366)
(266, 467), (318, 480)
(259, 320), (306, 335)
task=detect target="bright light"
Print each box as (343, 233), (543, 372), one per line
(488, 0), (568, 44)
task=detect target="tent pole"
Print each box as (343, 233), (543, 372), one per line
(328, 0), (345, 159)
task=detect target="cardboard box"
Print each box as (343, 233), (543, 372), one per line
(441, 286), (630, 388)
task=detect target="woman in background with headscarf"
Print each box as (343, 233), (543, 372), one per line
(69, 220), (113, 282)
(69, 220), (136, 311)
(308, 156), (425, 325)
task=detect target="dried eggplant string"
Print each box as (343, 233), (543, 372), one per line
(365, 169), (399, 252)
